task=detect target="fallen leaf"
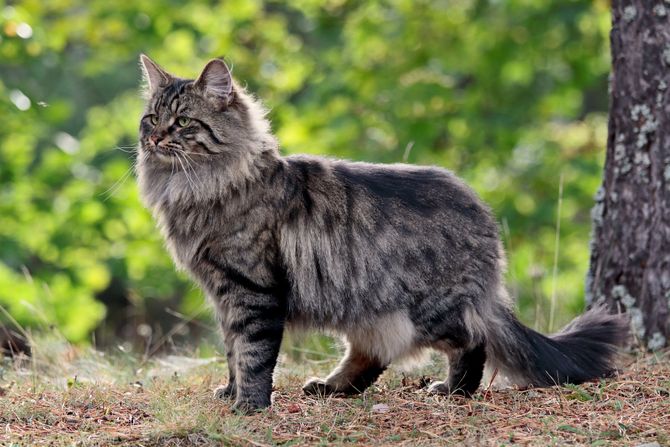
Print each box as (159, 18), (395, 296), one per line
(286, 403), (301, 413)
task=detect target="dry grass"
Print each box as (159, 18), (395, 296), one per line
(0, 340), (668, 446)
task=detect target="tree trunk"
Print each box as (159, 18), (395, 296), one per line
(586, 1), (670, 350)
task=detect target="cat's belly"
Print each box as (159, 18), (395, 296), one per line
(286, 309), (420, 364)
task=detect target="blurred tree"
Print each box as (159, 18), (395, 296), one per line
(0, 0), (612, 344)
(586, 1), (669, 350)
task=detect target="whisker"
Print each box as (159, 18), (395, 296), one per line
(164, 141), (211, 158)
(181, 151), (210, 157)
(101, 154), (141, 201)
(99, 145), (146, 202)
(174, 151), (197, 196)
(114, 145), (139, 154)
(179, 150), (204, 193)
(179, 150), (199, 166)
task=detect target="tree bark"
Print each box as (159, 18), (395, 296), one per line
(586, 1), (670, 350)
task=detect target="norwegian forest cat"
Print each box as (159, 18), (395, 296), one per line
(136, 55), (627, 414)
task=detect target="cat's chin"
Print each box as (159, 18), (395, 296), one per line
(153, 152), (177, 164)
(142, 147), (178, 164)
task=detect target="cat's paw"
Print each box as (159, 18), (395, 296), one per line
(427, 381), (450, 395)
(427, 381), (473, 398)
(213, 384), (236, 401)
(302, 378), (337, 396)
(231, 397), (270, 415)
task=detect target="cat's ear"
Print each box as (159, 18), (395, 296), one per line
(194, 59), (233, 109)
(139, 54), (171, 95)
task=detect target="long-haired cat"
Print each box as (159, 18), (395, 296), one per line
(136, 55), (627, 414)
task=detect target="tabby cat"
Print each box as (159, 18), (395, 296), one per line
(136, 55), (626, 414)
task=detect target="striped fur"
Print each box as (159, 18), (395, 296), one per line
(136, 56), (627, 414)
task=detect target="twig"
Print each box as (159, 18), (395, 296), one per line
(549, 172), (564, 332)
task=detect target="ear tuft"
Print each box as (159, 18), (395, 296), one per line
(139, 54), (171, 95)
(194, 59), (233, 108)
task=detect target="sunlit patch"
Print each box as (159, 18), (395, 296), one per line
(9, 89), (30, 111)
(55, 132), (80, 154)
(2, 6), (16, 19)
(16, 22), (32, 39)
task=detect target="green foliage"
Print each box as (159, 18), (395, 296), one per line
(0, 0), (611, 342)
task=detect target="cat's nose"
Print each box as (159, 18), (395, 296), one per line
(149, 134), (162, 146)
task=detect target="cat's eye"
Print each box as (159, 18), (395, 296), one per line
(177, 116), (191, 127)
(149, 115), (158, 125)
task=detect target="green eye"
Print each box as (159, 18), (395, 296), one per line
(177, 116), (191, 126)
(149, 115), (158, 125)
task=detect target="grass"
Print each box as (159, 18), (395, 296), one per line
(0, 336), (668, 446)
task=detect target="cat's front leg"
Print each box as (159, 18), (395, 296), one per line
(213, 331), (237, 400)
(223, 294), (285, 414)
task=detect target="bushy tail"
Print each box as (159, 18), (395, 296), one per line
(486, 305), (628, 387)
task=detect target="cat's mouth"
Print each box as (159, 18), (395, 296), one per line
(143, 144), (180, 161)
(144, 145), (184, 165)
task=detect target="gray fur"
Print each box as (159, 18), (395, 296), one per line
(136, 56), (627, 413)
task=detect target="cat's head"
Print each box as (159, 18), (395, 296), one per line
(138, 55), (274, 171)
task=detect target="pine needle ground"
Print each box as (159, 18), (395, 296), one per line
(1, 339), (668, 446)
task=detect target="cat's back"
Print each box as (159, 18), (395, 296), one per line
(283, 154), (497, 235)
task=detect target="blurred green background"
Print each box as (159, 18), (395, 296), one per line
(0, 0), (611, 348)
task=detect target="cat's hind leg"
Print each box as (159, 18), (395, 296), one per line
(419, 299), (490, 397)
(303, 311), (416, 396)
(429, 342), (486, 397)
(302, 344), (387, 396)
